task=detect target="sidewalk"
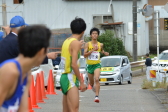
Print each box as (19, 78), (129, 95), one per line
(150, 88), (168, 110)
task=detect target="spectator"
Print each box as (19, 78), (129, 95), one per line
(0, 15), (59, 64)
(52, 53), (61, 66)
(145, 53), (152, 81)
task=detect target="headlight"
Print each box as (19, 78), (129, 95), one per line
(114, 68), (120, 72)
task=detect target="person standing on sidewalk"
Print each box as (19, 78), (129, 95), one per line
(84, 28), (109, 103)
(145, 53), (152, 81)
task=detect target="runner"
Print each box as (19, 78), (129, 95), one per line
(60, 17), (87, 112)
(84, 27), (109, 103)
(0, 25), (51, 112)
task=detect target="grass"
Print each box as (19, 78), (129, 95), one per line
(141, 79), (168, 90)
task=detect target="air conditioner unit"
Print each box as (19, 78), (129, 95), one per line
(93, 15), (113, 28)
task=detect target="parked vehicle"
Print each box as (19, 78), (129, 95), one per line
(151, 50), (168, 74)
(55, 56), (88, 89)
(31, 59), (57, 87)
(99, 55), (132, 85)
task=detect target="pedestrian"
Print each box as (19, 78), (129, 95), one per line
(60, 17), (87, 112)
(0, 25), (51, 112)
(84, 27), (109, 103)
(0, 16), (58, 64)
(145, 53), (152, 81)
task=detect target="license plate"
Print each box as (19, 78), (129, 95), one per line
(100, 78), (107, 82)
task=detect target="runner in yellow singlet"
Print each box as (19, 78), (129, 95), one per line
(60, 17), (87, 112)
(84, 28), (109, 103)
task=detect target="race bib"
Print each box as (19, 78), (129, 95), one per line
(88, 51), (100, 60)
(60, 57), (66, 72)
(8, 105), (19, 112)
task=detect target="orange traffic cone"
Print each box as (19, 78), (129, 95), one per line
(30, 75), (41, 109)
(28, 97), (34, 112)
(40, 71), (48, 99)
(87, 84), (92, 90)
(35, 73), (45, 103)
(46, 70), (57, 95)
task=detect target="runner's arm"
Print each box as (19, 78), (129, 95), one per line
(70, 40), (83, 84)
(18, 71), (31, 112)
(0, 64), (19, 106)
(84, 43), (94, 58)
(100, 43), (109, 56)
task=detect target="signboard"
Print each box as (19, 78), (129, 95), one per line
(154, 6), (168, 18)
(164, 18), (168, 30)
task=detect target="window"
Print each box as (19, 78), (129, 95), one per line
(13, 0), (23, 4)
(124, 58), (128, 64)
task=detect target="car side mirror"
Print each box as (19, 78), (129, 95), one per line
(123, 63), (127, 66)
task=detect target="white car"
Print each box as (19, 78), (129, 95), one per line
(31, 59), (57, 87)
(151, 50), (168, 73)
(99, 55), (132, 85)
(55, 56), (88, 89)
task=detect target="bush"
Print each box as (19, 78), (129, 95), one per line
(84, 30), (127, 57)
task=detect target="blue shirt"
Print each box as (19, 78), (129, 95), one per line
(0, 59), (28, 112)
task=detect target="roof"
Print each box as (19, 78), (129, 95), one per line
(162, 50), (168, 53)
(101, 55), (128, 59)
(99, 22), (123, 26)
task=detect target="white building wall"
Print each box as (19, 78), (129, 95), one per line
(0, 0), (149, 56)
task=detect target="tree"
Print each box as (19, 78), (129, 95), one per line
(84, 30), (127, 57)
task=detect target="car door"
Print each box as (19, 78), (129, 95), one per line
(121, 58), (126, 80)
(124, 58), (130, 80)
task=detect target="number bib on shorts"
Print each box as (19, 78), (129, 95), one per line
(88, 51), (100, 60)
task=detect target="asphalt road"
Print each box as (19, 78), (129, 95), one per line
(33, 75), (168, 112)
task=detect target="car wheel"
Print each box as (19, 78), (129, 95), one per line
(105, 83), (109, 85)
(119, 75), (123, 85)
(128, 74), (132, 84)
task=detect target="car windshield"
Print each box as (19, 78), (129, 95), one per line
(159, 52), (168, 60)
(59, 58), (86, 69)
(101, 58), (121, 67)
(79, 58), (86, 68)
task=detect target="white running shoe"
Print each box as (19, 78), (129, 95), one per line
(94, 97), (100, 103)
(92, 85), (96, 93)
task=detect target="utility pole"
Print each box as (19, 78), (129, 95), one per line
(133, 0), (137, 61)
(2, 0), (7, 36)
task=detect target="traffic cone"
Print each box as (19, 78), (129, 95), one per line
(87, 84), (92, 90)
(40, 71), (48, 99)
(30, 75), (41, 109)
(35, 73), (45, 103)
(46, 70), (57, 95)
(28, 97), (34, 112)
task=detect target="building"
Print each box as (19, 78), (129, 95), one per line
(148, 0), (168, 53)
(0, 0), (149, 56)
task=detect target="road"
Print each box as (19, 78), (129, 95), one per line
(33, 75), (168, 112)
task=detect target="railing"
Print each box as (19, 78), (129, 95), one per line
(130, 59), (155, 72)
